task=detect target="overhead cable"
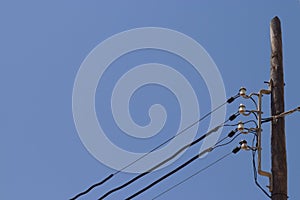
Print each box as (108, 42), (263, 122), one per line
(97, 113), (238, 200)
(126, 145), (242, 200)
(70, 94), (239, 200)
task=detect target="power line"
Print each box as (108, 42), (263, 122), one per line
(251, 133), (272, 198)
(125, 148), (213, 200)
(97, 115), (238, 200)
(261, 106), (300, 124)
(70, 174), (113, 200)
(151, 131), (258, 200)
(125, 145), (242, 199)
(249, 96), (258, 109)
(223, 119), (257, 127)
(213, 132), (242, 148)
(116, 94), (239, 173)
(151, 151), (233, 200)
(125, 115), (260, 199)
(70, 94), (239, 200)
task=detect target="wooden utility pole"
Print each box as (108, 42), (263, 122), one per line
(270, 16), (287, 200)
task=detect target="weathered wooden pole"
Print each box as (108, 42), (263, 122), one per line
(270, 16), (287, 200)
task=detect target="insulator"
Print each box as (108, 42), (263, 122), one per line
(237, 121), (244, 131)
(239, 140), (248, 150)
(241, 143), (248, 150)
(239, 87), (247, 97)
(239, 104), (246, 114)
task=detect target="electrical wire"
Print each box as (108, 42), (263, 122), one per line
(151, 151), (233, 200)
(223, 119), (257, 127)
(251, 132), (271, 198)
(252, 104), (297, 198)
(252, 151), (271, 198)
(273, 106), (300, 119)
(151, 133), (245, 200)
(213, 132), (242, 148)
(125, 148), (213, 200)
(70, 175), (113, 200)
(243, 93), (259, 109)
(249, 96), (258, 109)
(262, 105), (300, 123)
(244, 110), (258, 120)
(124, 92), (295, 200)
(97, 115), (238, 200)
(70, 94), (239, 200)
(116, 94), (239, 173)
(125, 134), (243, 200)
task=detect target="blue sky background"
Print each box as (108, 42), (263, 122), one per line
(1, 1), (300, 199)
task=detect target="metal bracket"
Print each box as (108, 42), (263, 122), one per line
(257, 88), (273, 192)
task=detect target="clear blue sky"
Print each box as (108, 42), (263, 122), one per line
(1, 1), (300, 200)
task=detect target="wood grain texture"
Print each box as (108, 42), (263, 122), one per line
(270, 16), (287, 200)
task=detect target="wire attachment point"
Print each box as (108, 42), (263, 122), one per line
(227, 96), (235, 103)
(239, 140), (248, 150)
(232, 146), (241, 154)
(229, 113), (238, 121)
(239, 87), (247, 97)
(237, 121), (244, 132)
(228, 130), (237, 138)
(238, 104), (246, 114)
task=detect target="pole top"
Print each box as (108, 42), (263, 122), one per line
(270, 16), (281, 30)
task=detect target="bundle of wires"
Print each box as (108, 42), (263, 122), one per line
(70, 94), (240, 200)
